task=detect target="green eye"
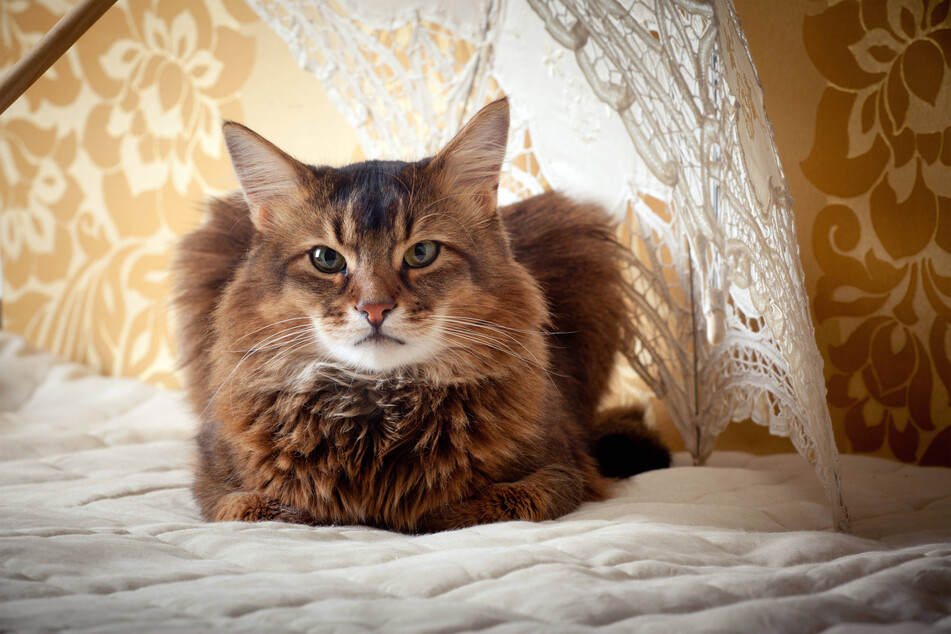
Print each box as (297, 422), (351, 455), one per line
(403, 240), (439, 268)
(309, 246), (346, 273)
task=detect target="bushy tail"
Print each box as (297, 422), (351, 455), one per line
(588, 406), (670, 478)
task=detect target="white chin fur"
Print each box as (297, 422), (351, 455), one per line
(310, 313), (439, 374)
(328, 336), (438, 374)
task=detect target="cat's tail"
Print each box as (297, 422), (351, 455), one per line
(588, 406), (671, 478)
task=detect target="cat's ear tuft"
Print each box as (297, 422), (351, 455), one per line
(222, 121), (305, 230)
(433, 97), (509, 214)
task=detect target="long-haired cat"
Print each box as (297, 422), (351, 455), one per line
(174, 98), (669, 532)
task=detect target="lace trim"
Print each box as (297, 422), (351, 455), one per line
(244, 0), (850, 531)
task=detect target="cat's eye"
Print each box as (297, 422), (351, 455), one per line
(403, 240), (439, 268)
(309, 246), (346, 273)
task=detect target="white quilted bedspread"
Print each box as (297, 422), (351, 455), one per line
(1, 331), (949, 633)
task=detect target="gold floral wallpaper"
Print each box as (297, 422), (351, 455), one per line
(0, 0), (359, 387)
(804, 0), (950, 466)
(1, 0), (256, 386)
(1, 0), (948, 465)
(738, 0), (950, 467)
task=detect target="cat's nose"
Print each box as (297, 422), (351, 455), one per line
(356, 301), (396, 328)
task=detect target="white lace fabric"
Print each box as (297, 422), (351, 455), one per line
(242, 0), (850, 531)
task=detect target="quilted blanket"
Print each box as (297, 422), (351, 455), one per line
(1, 331), (949, 633)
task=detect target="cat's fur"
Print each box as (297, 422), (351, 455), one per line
(173, 98), (668, 533)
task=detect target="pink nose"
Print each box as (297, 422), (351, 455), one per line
(356, 301), (395, 328)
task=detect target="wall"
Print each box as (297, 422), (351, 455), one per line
(1, 0), (948, 465)
(734, 0), (950, 466)
(0, 0), (359, 386)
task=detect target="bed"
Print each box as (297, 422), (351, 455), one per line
(2, 330), (949, 633)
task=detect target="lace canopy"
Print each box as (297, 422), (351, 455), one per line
(243, 0), (850, 531)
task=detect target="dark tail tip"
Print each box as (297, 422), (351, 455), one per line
(591, 432), (671, 478)
(589, 407), (671, 479)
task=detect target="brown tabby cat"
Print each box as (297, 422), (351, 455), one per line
(173, 98), (668, 533)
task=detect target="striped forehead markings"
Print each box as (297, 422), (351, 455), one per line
(331, 160), (414, 234)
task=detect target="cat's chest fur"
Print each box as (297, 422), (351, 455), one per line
(226, 372), (542, 529)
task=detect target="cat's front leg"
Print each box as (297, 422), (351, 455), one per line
(211, 491), (315, 524)
(420, 464), (587, 532)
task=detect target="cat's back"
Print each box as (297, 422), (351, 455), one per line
(173, 194), (257, 411)
(499, 192), (627, 420)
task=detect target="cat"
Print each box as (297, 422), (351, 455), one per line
(173, 97), (669, 533)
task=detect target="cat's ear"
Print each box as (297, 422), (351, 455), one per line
(222, 121), (306, 230)
(432, 97), (509, 214)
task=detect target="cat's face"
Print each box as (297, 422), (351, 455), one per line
(221, 99), (545, 377)
(248, 159), (520, 375)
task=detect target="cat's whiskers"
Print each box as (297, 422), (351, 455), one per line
(429, 311), (569, 386)
(433, 323), (561, 384)
(439, 327), (545, 373)
(228, 332), (333, 413)
(413, 330), (487, 378)
(438, 309), (575, 352)
(253, 328), (339, 380)
(203, 324), (315, 418)
(221, 317), (314, 350)
(438, 327), (536, 368)
(437, 328), (560, 389)
(257, 333), (319, 374)
(224, 331), (311, 415)
(436, 316), (550, 372)
(439, 314), (573, 336)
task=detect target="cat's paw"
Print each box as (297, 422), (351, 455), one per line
(212, 491), (312, 524)
(419, 483), (547, 531)
(484, 482), (545, 521)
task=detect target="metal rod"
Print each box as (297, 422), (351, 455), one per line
(0, 0), (118, 116)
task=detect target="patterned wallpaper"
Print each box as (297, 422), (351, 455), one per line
(804, 0), (950, 466)
(1, 0), (948, 465)
(0, 0), (359, 387)
(1, 0), (258, 386)
(737, 0), (950, 467)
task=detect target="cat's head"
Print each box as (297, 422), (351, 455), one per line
(219, 98), (547, 379)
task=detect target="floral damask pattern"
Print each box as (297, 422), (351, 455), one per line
(79, 0), (252, 201)
(0, 0), (257, 387)
(804, 0), (950, 465)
